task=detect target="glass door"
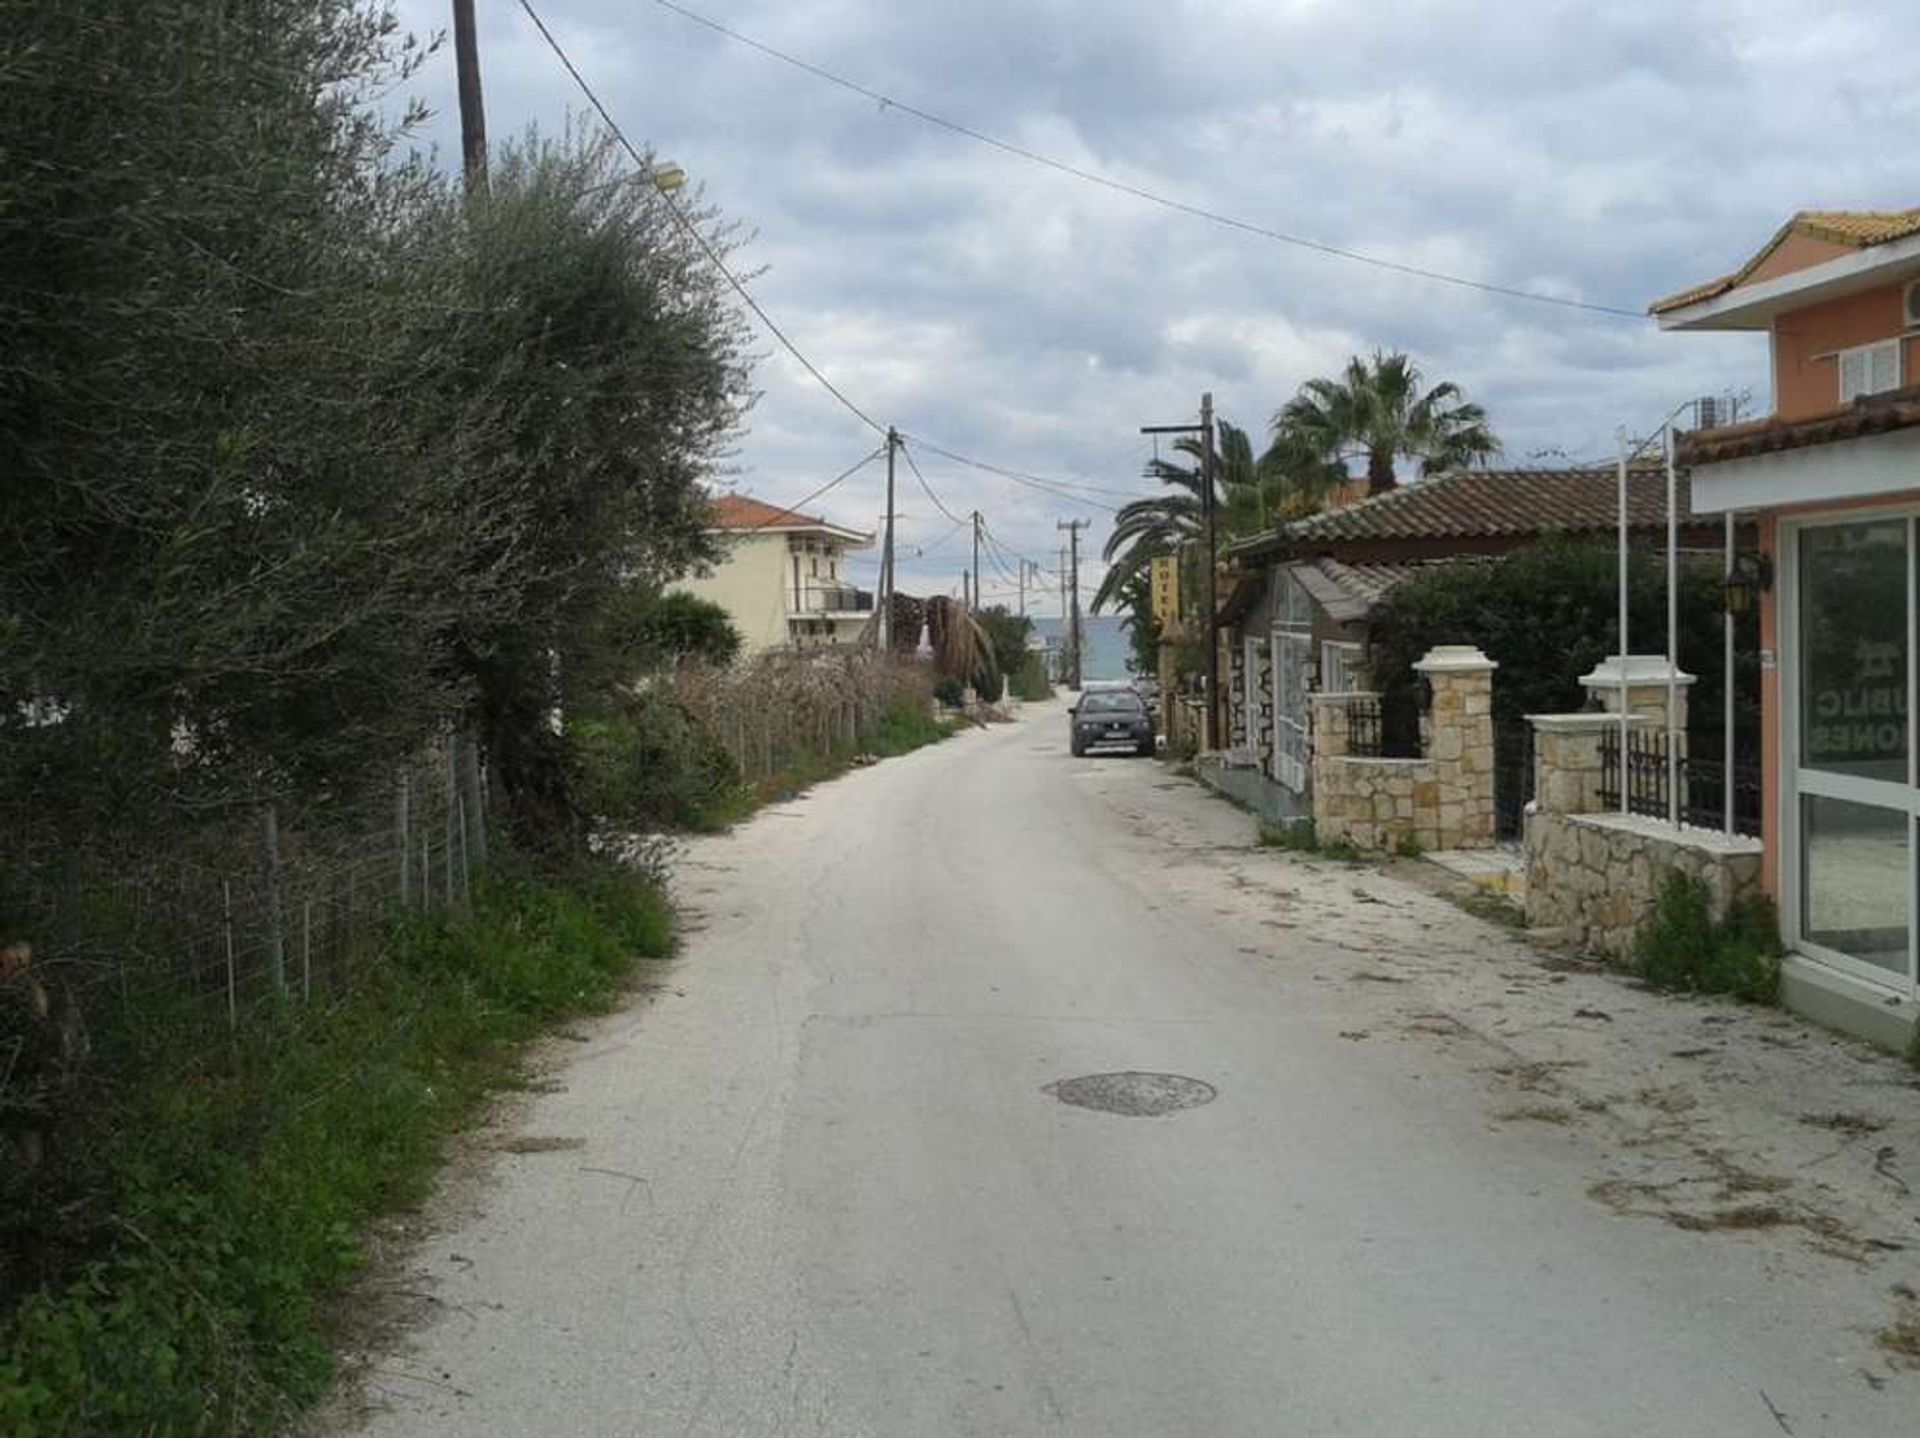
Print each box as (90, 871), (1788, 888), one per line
(1272, 631), (1311, 794)
(1784, 516), (1916, 994)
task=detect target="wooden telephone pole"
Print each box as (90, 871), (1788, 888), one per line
(1056, 519), (1088, 689)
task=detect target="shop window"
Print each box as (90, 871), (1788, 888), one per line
(1799, 520), (1907, 783)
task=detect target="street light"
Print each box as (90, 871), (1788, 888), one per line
(581, 161), (687, 198)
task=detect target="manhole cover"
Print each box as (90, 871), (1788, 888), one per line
(1043, 1071), (1217, 1117)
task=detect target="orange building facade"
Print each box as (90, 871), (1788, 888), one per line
(1656, 209), (1920, 1043)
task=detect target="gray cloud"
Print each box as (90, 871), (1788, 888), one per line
(392, 0), (1912, 599)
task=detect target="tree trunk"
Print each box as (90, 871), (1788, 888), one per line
(1367, 447), (1398, 496)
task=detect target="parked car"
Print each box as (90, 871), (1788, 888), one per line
(1069, 688), (1155, 757)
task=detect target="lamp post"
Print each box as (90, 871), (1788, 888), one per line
(580, 162), (688, 198)
(1143, 395), (1218, 748)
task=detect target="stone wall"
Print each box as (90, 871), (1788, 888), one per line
(1308, 646), (1498, 852)
(1524, 810), (1763, 959)
(1524, 675), (1763, 958)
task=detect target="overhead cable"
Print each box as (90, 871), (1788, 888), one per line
(903, 435), (1122, 514)
(517, 0), (887, 437)
(650, 0), (1643, 319)
(740, 445), (886, 530)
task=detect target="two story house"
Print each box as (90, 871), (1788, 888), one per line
(673, 494), (875, 655)
(1655, 207), (1920, 1045)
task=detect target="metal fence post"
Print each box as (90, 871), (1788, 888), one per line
(396, 769), (411, 906)
(262, 803), (285, 995)
(222, 879), (237, 1029)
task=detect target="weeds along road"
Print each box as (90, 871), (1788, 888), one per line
(328, 701), (1914, 1437)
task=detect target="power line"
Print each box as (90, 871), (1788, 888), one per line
(898, 440), (968, 527)
(517, 0), (1118, 561)
(902, 434), (1123, 513)
(517, 0), (886, 437)
(649, 0), (1644, 320)
(737, 445), (886, 530)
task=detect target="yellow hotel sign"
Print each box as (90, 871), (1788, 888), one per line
(1150, 556), (1180, 623)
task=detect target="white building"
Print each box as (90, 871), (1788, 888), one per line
(672, 494), (875, 655)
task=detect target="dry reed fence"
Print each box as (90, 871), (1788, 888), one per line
(668, 649), (935, 782)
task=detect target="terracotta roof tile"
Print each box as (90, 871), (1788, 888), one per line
(1678, 386), (1920, 466)
(707, 494), (828, 531)
(1278, 465), (1678, 544)
(1651, 206), (1920, 314)
(1797, 208), (1920, 247)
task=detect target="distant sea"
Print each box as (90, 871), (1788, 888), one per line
(1029, 614), (1133, 682)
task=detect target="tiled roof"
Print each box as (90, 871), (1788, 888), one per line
(707, 494), (829, 531)
(1277, 465), (1678, 543)
(1679, 386), (1920, 466)
(1797, 209), (1920, 246)
(1650, 206), (1920, 314)
(706, 494), (870, 544)
(1285, 557), (1492, 623)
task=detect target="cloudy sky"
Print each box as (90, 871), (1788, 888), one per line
(392, 0), (1916, 608)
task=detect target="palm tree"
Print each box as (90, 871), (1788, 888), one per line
(1273, 350), (1499, 497)
(1092, 420), (1345, 614)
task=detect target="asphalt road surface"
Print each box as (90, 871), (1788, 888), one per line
(335, 703), (1908, 1437)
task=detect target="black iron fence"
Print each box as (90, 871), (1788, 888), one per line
(1344, 698), (1420, 759)
(1598, 727), (1762, 836)
(1494, 719), (1535, 841)
(1346, 697), (1385, 756)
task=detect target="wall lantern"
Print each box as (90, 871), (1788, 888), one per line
(1723, 551), (1773, 616)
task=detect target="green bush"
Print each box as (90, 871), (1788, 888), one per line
(1633, 872), (1780, 1003)
(932, 675), (966, 708)
(1010, 652), (1052, 701)
(1366, 540), (1759, 751)
(971, 666), (1006, 704)
(866, 697), (951, 757)
(0, 863), (671, 1435)
(571, 690), (740, 832)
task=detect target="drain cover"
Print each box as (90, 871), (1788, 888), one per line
(1044, 1071), (1217, 1117)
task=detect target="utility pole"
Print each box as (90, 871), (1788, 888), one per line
(1201, 390), (1218, 748)
(971, 511), (982, 617)
(453, 0), (488, 194)
(1142, 394), (1218, 747)
(1058, 546), (1070, 683)
(1057, 519), (1088, 690)
(451, 0), (491, 866)
(1018, 559), (1026, 618)
(879, 427), (898, 650)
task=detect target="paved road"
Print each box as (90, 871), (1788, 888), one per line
(338, 704), (1905, 1437)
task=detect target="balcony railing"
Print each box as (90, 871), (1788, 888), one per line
(792, 585), (873, 615)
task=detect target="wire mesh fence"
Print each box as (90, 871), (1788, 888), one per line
(2, 735), (487, 1036)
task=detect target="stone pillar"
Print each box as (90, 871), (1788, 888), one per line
(1310, 690), (1371, 761)
(1528, 712), (1645, 817)
(1414, 645), (1497, 848)
(1579, 655), (1695, 742)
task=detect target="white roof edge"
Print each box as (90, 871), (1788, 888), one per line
(1656, 231), (1920, 332)
(714, 522), (873, 546)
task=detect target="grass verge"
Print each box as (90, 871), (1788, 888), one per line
(1257, 820), (1364, 864)
(0, 861), (671, 1436)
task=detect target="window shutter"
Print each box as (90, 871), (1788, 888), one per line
(1840, 348), (1869, 403)
(1869, 340), (1902, 396)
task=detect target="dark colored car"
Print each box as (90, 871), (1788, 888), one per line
(1069, 689), (1155, 757)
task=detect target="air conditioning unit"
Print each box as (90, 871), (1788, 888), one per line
(1905, 278), (1920, 330)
